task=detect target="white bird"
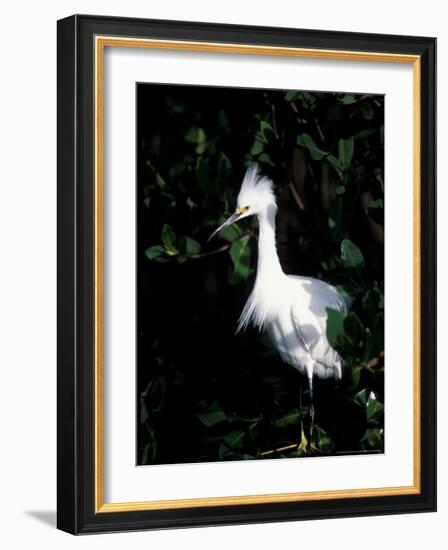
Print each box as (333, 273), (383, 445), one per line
(209, 164), (348, 444)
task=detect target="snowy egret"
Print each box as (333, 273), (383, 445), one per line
(209, 163), (348, 448)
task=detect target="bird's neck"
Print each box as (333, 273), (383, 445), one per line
(255, 204), (284, 284)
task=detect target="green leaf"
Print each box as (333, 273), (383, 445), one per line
(274, 409), (301, 428)
(326, 307), (345, 349)
(326, 307), (353, 354)
(362, 288), (381, 317)
(248, 421), (260, 440)
(147, 375), (166, 407)
(196, 401), (227, 427)
(250, 140), (264, 156)
(218, 442), (235, 459)
(195, 127), (207, 155)
(229, 239), (252, 281)
(361, 428), (384, 451)
(169, 160), (185, 180)
(184, 126), (198, 143)
(311, 425), (335, 454)
(196, 157), (210, 189)
(297, 133), (327, 160)
(145, 160), (167, 189)
(219, 222), (245, 242)
(367, 198), (384, 225)
(218, 109), (229, 128)
(218, 151), (232, 177)
(258, 153), (275, 167)
(366, 392), (384, 423)
(344, 312), (364, 345)
(297, 92), (316, 108)
(143, 197), (151, 209)
(360, 101), (374, 120)
(285, 90), (301, 102)
(352, 128), (376, 139)
(145, 245), (166, 260)
(184, 237), (201, 255)
(251, 119), (275, 156)
(353, 388), (369, 407)
(364, 313), (384, 361)
(170, 100), (185, 114)
(348, 366), (362, 389)
(184, 126), (207, 154)
(338, 138), (354, 170)
(326, 154), (343, 175)
(140, 438), (157, 464)
(340, 94), (357, 105)
(341, 239), (364, 269)
(140, 397), (149, 424)
(260, 120), (274, 140)
(355, 391), (385, 429)
(155, 172), (166, 189)
(161, 224), (176, 249)
(340, 239), (365, 288)
(328, 195), (353, 241)
(223, 430), (245, 449)
(160, 190), (176, 208)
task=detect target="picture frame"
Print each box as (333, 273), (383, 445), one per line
(57, 14), (436, 534)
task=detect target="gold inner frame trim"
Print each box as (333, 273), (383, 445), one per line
(94, 35), (421, 513)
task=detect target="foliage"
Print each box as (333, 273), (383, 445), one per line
(138, 85), (384, 464)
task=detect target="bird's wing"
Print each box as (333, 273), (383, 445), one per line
(290, 277), (346, 367)
(290, 304), (324, 356)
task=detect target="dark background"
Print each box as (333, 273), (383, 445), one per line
(136, 83), (385, 465)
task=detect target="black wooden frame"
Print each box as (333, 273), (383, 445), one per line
(57, 14), (436, 534)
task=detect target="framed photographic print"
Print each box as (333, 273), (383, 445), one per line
(57, 14), (436, 534)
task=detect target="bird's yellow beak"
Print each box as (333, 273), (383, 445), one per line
(208, 211), (242, 242)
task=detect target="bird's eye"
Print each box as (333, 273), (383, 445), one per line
(236, 205), (250, 214)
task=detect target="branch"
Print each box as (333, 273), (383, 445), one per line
(260, 443), (298, 457)
(188, 242), (231, 259)
(290, 101), (299, 116)
(313, 116), (325, 144)
(271, 103), (280, 140)
(288, 181), (305, 211)
(187, 234), (251, 260)
(361, 350), (384, 372)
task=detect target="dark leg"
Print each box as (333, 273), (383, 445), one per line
(308, 374), (315, 442)
(297, 380), (308, 455)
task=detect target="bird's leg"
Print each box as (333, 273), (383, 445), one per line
(308, 374), (315, 443)
(297, 382), (308, 456)
(306, 361), (315, 445)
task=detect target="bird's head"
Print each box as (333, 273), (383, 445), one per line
(208, 163), (276, 241)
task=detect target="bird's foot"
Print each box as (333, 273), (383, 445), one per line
(297, 426), (309, 456)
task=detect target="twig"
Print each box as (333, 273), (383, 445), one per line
(314, 116), (325, 144)
(188, 234), (251, 260)
(288, 181), (305, 211)
(260, 443), (298, 457)
(188, 243), (231, 259)
(290, 101), (299, 115)
(271, 104), (280, 140)
(361, 351), (384, 372)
